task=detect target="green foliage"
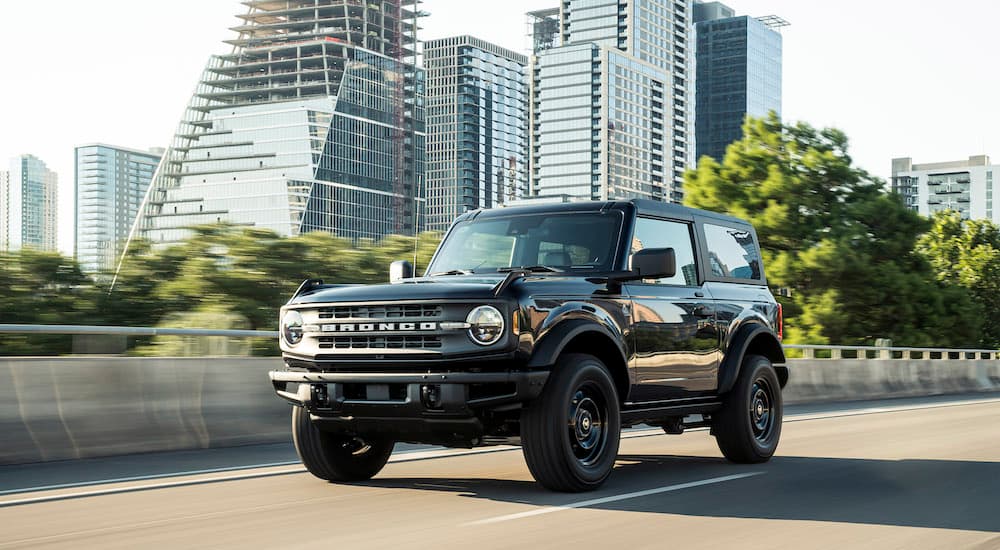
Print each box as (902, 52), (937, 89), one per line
(917, 211), (1000, 347)
(684, 113), (983, 347)
(0, 249), (95, 355)
(0, 229), (442, 356)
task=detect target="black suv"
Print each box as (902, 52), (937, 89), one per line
(270, 200), (787, 492)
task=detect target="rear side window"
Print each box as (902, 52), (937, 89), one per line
(703, 223), (762, 281)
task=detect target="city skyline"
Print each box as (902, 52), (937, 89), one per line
(2, 0), (999, 254)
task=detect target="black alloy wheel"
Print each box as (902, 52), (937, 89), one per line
(521, 353), (621, 492)
(568, 383), (610, 467)
(714, 354), (783, 463)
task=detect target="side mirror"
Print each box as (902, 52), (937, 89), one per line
(389, 260), (414, 284)
(624, 248), (676, 281)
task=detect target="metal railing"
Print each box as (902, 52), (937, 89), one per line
(0, 324), (276, 338)
(784, 344), (999, 361)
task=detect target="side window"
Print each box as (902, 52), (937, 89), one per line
(703, 223), (762, 281)
(630, 217), (698, 286)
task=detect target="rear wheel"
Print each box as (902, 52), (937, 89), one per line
(521, 353), (621, 492)
(292, 406), (394, 482)
(714, 354), (782, 463)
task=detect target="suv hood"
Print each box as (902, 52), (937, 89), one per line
(290, 275), (507, 304)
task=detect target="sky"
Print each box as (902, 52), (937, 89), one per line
(1, 0), (998, 255)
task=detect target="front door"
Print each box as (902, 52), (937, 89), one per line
(625, 217), (720, 402)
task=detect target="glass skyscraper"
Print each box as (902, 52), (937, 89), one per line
(75, 144), (162, 272)
(424, 36), (528, 232)
(133, 0), (425, 247)
(1, 155), (58, 252)
(530, 0), (695, 203)
(694, 2), (785, 163)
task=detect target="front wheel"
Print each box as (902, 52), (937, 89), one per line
(521, 353), (621, 492)
(713, 354), (783, 463)
(292, 406), (395, 482)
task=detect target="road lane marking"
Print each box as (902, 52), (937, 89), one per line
(0, 446), (519, 497)
(3, 395), (997, 503)
(0, 462), (303, 497)
(465, 472), (764, 525)
(0, 468), (306, 508)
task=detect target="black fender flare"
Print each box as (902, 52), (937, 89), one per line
(527, 318), (628, 372)
(718, 323), (787, 394)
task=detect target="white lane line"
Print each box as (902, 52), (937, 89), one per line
(0, 468), (306, 508)
(0, 462), (302, 497)
(0, 446), (537, 505)
(0, 446), (524, 498)
(465, 472), (764, 525)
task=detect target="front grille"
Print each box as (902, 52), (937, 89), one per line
(318, 336), (443, 350)
(318, 304), (443, 320)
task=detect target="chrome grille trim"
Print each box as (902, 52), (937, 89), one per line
(317, 304), (443, 320)
(318, 336), (443, 350)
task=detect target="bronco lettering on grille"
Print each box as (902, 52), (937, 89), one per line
(320, 322), (438, 332)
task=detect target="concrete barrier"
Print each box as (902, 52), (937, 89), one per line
(0, 357), (287, 465)
(782, 359), (1000, 405)
(1, 356), (999, 465)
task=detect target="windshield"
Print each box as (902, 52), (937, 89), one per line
(427, 211), (623, 275)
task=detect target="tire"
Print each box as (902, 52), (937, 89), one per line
(521, 353), (621, 492)
(714, 354), (783, 463)
(292, 406), (395, 482)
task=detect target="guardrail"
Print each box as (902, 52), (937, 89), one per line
(784, 344), (999, 361)
(0, 324), (277, 338)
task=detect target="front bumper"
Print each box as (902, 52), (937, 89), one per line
(269, 369), (548, 445)
(269, 369), (548, 411)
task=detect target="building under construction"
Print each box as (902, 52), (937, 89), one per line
(133, 0), (425, 246)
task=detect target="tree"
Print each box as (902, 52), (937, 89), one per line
(684, 114), (982, 347)
(917, 211), (1000, 348)
(0, 249), (97, 355)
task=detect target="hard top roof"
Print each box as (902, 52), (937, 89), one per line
(463, 199), (753, 227)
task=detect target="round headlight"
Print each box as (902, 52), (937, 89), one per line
(282, 310), (304, 346)
(466, 305), (504, 346)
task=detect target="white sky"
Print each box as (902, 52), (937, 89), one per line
(1, 0), (998, 255)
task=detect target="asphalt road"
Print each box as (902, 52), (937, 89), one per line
(1, 395), (999, 550)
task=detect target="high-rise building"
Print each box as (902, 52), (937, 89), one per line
(530, 0), (695, 204)
(892, 155), (998, 222)
(1, 155), (58, 252)
(75, 144), (162, 272)
(424, 36), (528, 232)
(132, 0), (425, 248)
(694, 2), (785, 163)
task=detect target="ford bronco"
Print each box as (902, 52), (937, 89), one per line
(270, 199), (787, 492)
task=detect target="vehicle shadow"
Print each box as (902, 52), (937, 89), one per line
(361, 454), (1000, 532)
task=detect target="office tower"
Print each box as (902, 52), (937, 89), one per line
(1, 155), (58, 252)
(75, 144), (162, 272)
(530, 0), (694, 203)
(892, 155), (998, 222)
(133, 0), (425, 247)
(424, 36), (528, 231)
(694, 1), (785, 162)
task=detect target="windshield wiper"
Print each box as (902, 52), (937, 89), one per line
(498, 265), (563, 273)
(428, 269), (474, 277)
